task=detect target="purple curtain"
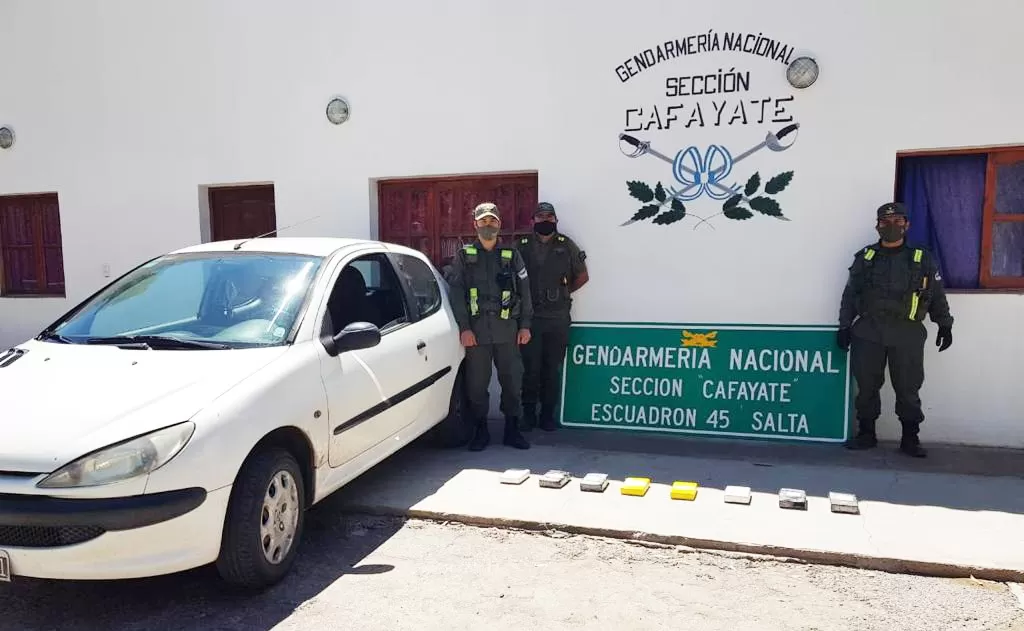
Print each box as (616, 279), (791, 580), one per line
(896, 154), (987, 289)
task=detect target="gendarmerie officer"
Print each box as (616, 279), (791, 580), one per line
(447, 202), (532, 451)
(513, 202), (588, 431)
(837, 202), (953, 457)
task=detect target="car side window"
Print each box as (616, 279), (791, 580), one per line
(323, 252), (410, 337)
(393, 254), (442, 320)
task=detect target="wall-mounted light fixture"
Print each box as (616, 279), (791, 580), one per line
(0, 126), (15, 150)
(326, 97), (350, 125)
(786, 56), (819, 89)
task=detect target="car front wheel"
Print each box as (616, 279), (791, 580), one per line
(216, 448), (306, 589)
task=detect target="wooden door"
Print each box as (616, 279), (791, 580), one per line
(378, 181), (434, 262)
(378, 174), (538, 267)
(0, 193), (65, 296)
(209, 184), (277, 242)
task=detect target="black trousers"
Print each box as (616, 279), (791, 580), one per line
(521, 317), (570, 420)
(464, 342), (523, 422)
(851, 331), (926, 435)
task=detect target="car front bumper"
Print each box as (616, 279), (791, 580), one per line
(0, 485), (232, 580)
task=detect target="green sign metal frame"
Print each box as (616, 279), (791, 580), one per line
(559, 322), (852, 444)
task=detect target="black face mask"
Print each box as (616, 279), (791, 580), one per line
(533, 221), (556, 236)
(877, 224), (906, 243)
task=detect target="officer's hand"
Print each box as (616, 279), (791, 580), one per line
(517, 329), (531, 345)
(936, 326), (952, 352)
(836, 327), (852, 351)
(460, 331), (477, 347)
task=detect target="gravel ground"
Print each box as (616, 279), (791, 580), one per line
(1, 508), (1022, 631)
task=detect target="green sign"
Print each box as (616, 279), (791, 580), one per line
(559, 323), (851, 443)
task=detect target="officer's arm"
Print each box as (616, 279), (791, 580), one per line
(568, 239), (589, 292)
(925, 256), (954, 329)
(838, 255), (862, 328)
(446, 254), (472, 333)
(513, 249), (533, 330)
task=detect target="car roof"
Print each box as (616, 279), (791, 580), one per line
(167, 237), (432, 262)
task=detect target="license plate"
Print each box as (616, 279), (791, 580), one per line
(0, 550), (11, 582)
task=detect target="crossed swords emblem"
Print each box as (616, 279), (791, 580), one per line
(618, 123), (799, 226)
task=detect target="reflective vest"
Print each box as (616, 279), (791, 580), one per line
(860, 246), (928, 321)
(462, 245), (516, 320)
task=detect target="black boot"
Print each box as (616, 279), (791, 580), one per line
(538, 407), (558, 432)
(899, 423), (927, 458)
(468, 420), (490, 452)
(519, 405), (537, 432)
(503, 417), (530, 449)
(844, 418), (877, 450)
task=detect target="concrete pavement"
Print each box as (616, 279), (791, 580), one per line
(336, 425), (1024, 581)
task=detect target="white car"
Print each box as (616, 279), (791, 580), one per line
(0, 237), (469, 588)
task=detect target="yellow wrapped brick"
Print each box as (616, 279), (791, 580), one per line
(670, 481), (698, 501)
(620, 477), (651, 496)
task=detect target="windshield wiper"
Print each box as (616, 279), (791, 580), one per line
(37, 331), (74, 344)
(83, 335), (230, 350)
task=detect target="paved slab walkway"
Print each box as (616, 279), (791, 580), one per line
(335, 426), (1024, 581)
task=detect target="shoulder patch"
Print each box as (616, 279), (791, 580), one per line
(517, 267), (528, 280)
(557, 235), (566, 242)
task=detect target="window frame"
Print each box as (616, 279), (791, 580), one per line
(320, 250), (414, 340)
(389, 251), (443, 322)
(895, 144), (1024, 292)
(0, 192), (66, 298)
(980, 149), (1024, 289)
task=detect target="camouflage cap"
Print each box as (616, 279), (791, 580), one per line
(473, 202), (500, 221)
(535, 202), (556, 217)
(877, 202), (908, 220)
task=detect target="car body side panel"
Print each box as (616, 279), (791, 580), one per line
(385, 246), (466, 427)
(143, 342), (330, 495)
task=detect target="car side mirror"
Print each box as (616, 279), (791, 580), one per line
(322, 321), (381, 357)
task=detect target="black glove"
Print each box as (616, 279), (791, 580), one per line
(936, 326), (952, 352)
(836, 327), (852, 351)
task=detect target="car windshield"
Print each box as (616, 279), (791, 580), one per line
(45, 251), (324, 348)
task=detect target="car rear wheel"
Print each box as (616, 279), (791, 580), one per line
(216, 448), (306, 589)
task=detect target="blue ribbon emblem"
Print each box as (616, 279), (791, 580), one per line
(671, 145), (737, 201)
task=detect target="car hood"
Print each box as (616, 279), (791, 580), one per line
(0, 340), (289, 473)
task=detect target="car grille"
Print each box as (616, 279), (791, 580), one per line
(0, 525), (106, 548)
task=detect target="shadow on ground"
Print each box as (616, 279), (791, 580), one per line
(0, 505), (407, 631)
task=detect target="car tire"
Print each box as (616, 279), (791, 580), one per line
(216, 448), (306, 589)
(426, 364), (472, 449)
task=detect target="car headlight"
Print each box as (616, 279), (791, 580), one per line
(37, 422), (196, 489)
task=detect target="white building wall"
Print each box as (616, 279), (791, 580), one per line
(1, 0), (1022, 447)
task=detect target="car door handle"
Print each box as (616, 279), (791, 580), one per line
(416, 340), (426, 351)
